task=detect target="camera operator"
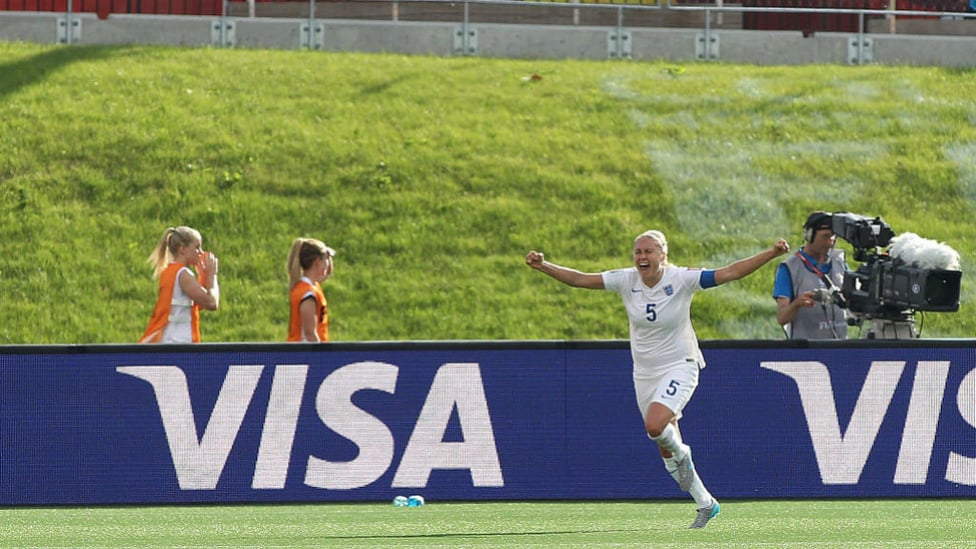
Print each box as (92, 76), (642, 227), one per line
(772, 211), (850, 339)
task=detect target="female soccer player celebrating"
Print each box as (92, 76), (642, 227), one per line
(525, 230), (789, 528)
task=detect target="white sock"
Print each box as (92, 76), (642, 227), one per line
(688, 474), (714, 508)
(650, 424), (688, 460)
(661, 443), (711, 506)
(662, 456), (681, 484)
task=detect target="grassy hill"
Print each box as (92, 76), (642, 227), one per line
(1, 42), (973, 343)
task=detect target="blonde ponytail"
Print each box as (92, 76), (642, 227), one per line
(287, 237), (335, 288)
(287, 238), (306, 288)
(146, 226), (203, 279)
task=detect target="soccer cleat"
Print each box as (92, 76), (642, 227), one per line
(689, 500), (720, 529)
(675, 446), (694, 491)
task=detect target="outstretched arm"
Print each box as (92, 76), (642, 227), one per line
(525, 251), (605, 290)
(713, 239), (790, 286)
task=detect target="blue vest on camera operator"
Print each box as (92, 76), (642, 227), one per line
(783, 249), (848, 340)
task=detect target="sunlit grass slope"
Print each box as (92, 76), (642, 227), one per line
(1, 42), (973, 343)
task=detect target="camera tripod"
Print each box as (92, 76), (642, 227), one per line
(851, 311), (918, 339)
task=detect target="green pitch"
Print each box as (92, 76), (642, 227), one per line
(0, 499), (971, 547)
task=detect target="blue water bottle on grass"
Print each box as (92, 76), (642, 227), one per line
(407, 495), (425, 507)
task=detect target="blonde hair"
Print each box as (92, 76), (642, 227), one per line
(146, 226), (202, 279)
(287, 238), (335, 288)
(634, 230), (668, 255)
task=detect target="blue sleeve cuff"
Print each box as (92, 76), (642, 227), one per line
(700, 270), (717, 289)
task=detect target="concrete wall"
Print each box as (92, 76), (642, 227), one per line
(1, 9), (974, 66)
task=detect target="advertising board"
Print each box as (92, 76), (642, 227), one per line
(1, 341), (973, 505)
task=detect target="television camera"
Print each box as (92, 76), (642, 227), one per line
(827, 212), (961, 337)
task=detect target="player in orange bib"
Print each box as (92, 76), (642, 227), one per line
(287, 238), (335, 342)
(139, 226), (220, 343)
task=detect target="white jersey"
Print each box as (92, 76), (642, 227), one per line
(162, 266), (194, 343)
(602, 265), (712, 377)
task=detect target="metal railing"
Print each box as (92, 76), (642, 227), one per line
(3, 0), (974, 63)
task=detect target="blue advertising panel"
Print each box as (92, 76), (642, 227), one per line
(1, 341), (974, 505)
